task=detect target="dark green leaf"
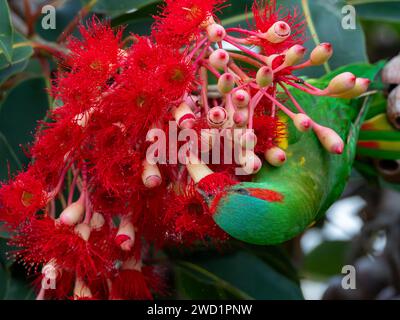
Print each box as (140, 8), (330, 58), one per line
(0, 78), (50, 181)
(302, 240), (351, 279)
(91, 0), (159, 17)
(0, 265), (8, 299)
(3, 278), (34, 300)
(0, 33), (33, 85)
(0, 0), (14, 63)
(355, 2), (400, 23)
(175, 251), (304, 300)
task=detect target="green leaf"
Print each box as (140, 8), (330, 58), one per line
(91, 0), (159, 17)
(0, 265), (8, 299)
(354, 2), (400, 22)
(0, 78), (50, 181)
(111, 1), (160, 34)
(3, 278), (35, 300)
(302, 240), (350, 279)
(175, 251), (303, 300)
(0, 0), (14, 63)
(213, 63), (383, 245)
(0, 237), (13, 268)
(0, 33), (34, 85)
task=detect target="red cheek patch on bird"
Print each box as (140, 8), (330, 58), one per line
(247, 188), (284, 202)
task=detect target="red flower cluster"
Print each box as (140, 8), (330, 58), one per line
(0, 0), (369, 300)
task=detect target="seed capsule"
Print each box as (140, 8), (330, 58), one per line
(382, 54), (400, 84)
(387, 85), (400, 129)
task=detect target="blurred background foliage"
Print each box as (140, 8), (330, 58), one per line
(0, 0), (400, 300)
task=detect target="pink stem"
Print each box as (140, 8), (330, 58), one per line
(36, 287), (45, 300)
(188, 37), (208, 60)
(200, 67), (209, 113)
(224, 36), (266, 63)
(226, 28), (261, 38)
(194, 41), (210, 66)
(263, 90), (296, 119)
(291, 60), (312, 70)
(68, 169), (79, 205)
(248, 91), (264, 129)
(203, 61), (221, 78)
(283, 79), (326, 96)
(279, 82), (307, 114)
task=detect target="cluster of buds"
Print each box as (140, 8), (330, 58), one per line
(153, 4), (370, 184)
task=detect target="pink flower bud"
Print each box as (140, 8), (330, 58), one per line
(172, 102), (196, 129)
(336, 78), (370, 99)
(90, 212), (105, 230)
(142, 160), (162, 188)
(232, 89), (250, 108)
(310, 43), (333, 65)
(239, 150), (262, 174)
(73, 107), (95, 128)
(217, 73), (235, 94)
(74, 223), (91, 242)
(264, 147), (287, 167)
(206, 23), (226, 42)
(240, 131), (258, 150)
(293, 113), (312, 132)
(74, 278), (92, 300)
(186, 154), (214, 183)
(59, 200), (85, 226)
(256, 66), (274, 87)
(115, 217), (135, 251)
(261, 21), (291, 43)
(233, 109), (249, 127)
(207, 106), (228, 128)
(209, 49), (230, 70)
(327, 72), (356, 95)
(284, 45), (306, 66)
(313, 124), (344, 154)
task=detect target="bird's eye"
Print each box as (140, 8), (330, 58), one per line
(234, 188), (249, 196)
